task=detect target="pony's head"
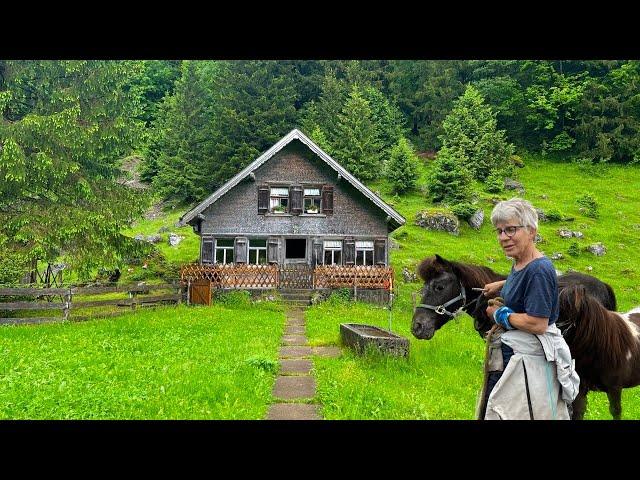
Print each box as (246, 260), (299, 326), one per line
(411, 254), (468, 339)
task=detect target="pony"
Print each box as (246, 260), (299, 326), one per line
(558, 284), (640, 420)
(410, 254), (618, 419)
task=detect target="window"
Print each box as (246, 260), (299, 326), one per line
(303, 188), (321, 213)
(270, 187), (289, 213)
(215, 238), (235, 264)
(323, 240), (342, 265)
(248, 239), (267, 265)
(355, 240), (374, 266)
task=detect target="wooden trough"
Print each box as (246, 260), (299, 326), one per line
(340, 323), (409, 357)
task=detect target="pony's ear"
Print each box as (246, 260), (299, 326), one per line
(434, 254), (451, 268)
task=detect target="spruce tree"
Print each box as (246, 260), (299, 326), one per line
(439, 85), (515, 180)
(386, 137), (419, 194)
(427, 149), (474, 205)
(332, 85), (382, 181)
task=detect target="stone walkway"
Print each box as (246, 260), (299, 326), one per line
(265, 307), (341, 420)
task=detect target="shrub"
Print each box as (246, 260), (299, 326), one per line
(484, 172), (504, 193)
(545, 209), (563, 222)
(451, 202), (477, 220)
(576, 193), (599, 218)
(567, 242), (581, 257)
(215, 290), (252, 307)
(328, 288), (352, 304)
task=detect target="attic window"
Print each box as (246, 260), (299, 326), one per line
(270, 187), (289, 213)
(304, 188), (321, 213)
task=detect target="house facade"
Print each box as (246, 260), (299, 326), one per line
(178, 129), (405, 276)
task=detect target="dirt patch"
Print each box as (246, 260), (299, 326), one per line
(117, 155), (149, 190)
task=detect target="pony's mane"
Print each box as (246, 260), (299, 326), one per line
(560, 285), (638, 370)
(417, 256), (506, 288)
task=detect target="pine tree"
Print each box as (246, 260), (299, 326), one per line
(427, 149), (474, 205)
(386, 137), (419, 194)
(439, 85), (515, 180)
(332, 85), (382, 181)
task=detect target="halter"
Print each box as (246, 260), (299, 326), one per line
(413, 282), (480, 318)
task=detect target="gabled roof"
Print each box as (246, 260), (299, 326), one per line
(177, 128), (406, 229)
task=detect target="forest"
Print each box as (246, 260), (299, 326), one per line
(1, 60), (639, 282)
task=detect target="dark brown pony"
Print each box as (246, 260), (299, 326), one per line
(558, 284), (640, 420)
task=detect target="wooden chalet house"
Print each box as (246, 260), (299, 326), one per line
(178, 128), (405, 296)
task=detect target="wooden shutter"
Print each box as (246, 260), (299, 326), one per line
(202, 239), (214, 264)
(267, 237), (279, 264)
(234, 237), (248, 264)
(312, 238), (323, 266)
(258, 185), (269, 214)
(290, 185), (303, 215)
(321, 185), (334, 214)
(343, 237), (355, 265)
(374, 238), (386, 265)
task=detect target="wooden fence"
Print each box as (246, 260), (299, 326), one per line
(181, 264), (279, 289)
(313, 265), (394, 290)
(180, 264), (394, 290)
(0, 282), (184, 325)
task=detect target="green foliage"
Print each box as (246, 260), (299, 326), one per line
(331, 85), (383, 181)
(427, 150), (474, 205)
(215, 289), (253, 307)
(545, 209), (563, 222)
(576, 193), (599, 218)
(386, 137), (419, 194)
(387, 60), (465, 149)
(567, 241), (581, 257)
(245, 356), (278, 373)
(484, 171), (504, 193)
(328, 288), (353, 304)
(451, 202), (477, 220)
(439, 85), (516, 181)
(0, 60), (150, 277)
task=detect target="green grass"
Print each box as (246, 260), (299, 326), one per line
(0, 302), (285, 419)
(122, 209), (200, 265)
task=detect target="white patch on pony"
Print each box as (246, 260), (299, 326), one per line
(619, 311), (640, 339)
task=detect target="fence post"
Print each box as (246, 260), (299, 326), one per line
(130, 289), (137, 311)
(187, 280), (191, 305)
(63, 287), (72, 321)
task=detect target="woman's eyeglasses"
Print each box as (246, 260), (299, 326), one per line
(495, 225), (525, 237)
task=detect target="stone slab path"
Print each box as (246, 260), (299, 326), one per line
(265, 307), (340, 420)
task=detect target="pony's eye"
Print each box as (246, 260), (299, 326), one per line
(434, 284), (444, 292)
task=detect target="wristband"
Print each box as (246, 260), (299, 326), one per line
(493, 306), (515, 330)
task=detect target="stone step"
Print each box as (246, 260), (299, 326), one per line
(266, 403), (321, 420)
(272, 375), (316, 400)
(280, 294), (313, 300)
(283, 300), (311, 307)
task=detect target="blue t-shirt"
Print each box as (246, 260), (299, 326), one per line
(500, 257), (559, 325)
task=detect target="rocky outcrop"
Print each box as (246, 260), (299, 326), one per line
(415, 210), (460, 236)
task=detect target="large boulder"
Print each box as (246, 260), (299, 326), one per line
(468, 209), (484, 230)
(504, 178), (525, 194)
(415, 210), (460, 236)
(588, 243), (606, 256)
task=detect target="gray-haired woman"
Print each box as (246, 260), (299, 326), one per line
(479, 197), (579, 420)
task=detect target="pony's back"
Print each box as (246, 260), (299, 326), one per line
(558, 272), (617, 311)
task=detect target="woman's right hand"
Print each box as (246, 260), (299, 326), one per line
(482, 280), (506, 298)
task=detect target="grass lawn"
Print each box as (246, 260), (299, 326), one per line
(0, 301), (284, 419)
(306, 297), (640, 420)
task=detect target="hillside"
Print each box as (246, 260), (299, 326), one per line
(123, 154), (640, 310)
